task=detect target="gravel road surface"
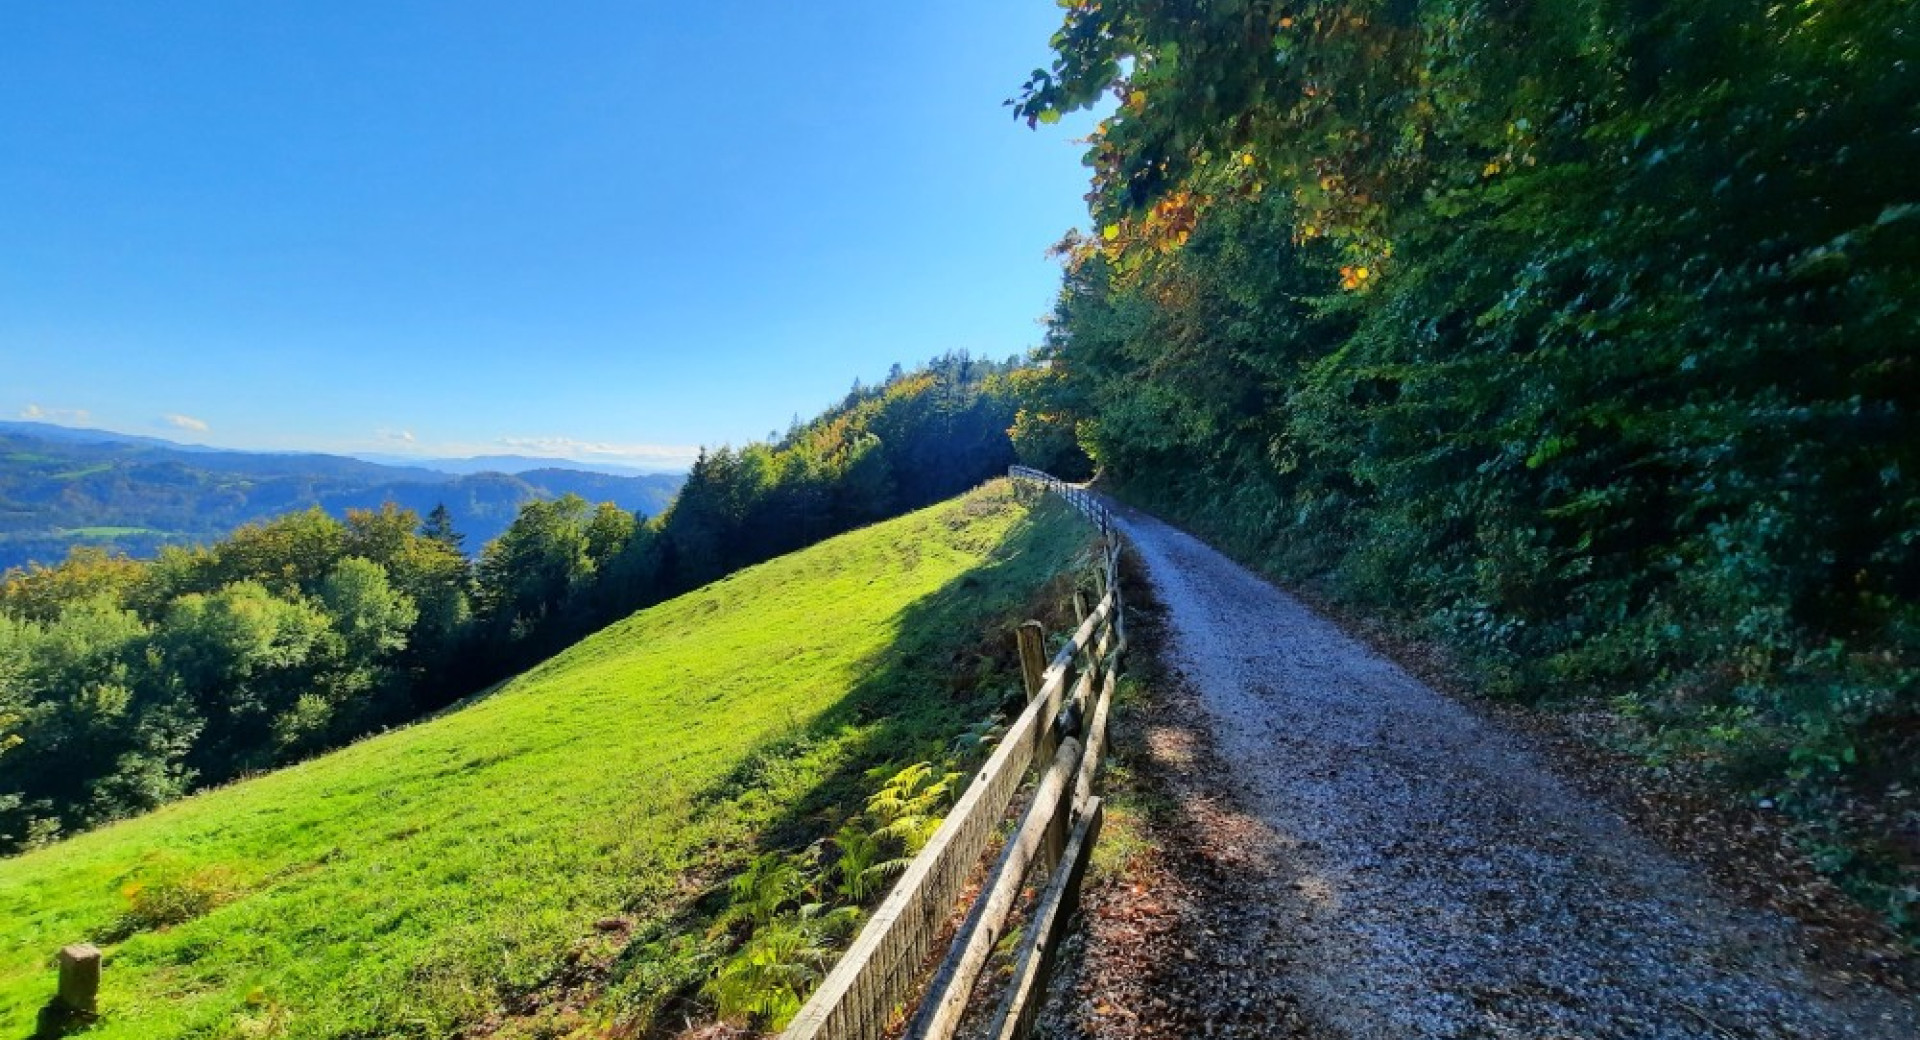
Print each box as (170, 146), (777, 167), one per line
(1065, 502), (1919, 1040)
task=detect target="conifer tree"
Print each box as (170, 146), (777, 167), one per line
(421, 503), (465, 553)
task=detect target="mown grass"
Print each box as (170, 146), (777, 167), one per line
(0, 481), (1090, 1039)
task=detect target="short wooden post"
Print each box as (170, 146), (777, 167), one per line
(1015, 621), (1047, 700)
(1071, 592), (1099, 683)
(57, 944), (99, 1014)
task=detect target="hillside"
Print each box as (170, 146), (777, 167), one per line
(0, 422), (683, 570)
(0, 481), (1090, 1038)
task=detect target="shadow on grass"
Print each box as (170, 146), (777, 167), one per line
(596, 487), (1099, 1035)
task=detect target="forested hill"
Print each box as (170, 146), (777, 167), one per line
(0, 422), (683, 570)
(0, 483), (1088, 1038)
(0, 353), (1024, 852)
(1007, 2), (1918, 933)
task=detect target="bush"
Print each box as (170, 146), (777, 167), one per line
(104, 863), (241, 939)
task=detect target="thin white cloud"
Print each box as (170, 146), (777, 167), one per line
(378, 428), (418, 445)
(19, 403), (91, 424)
(498, 435), (701, 466)
(161, 413), (210, 433)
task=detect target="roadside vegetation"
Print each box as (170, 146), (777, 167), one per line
(1011, 1), (1918, 937)
(0, 481), (1092, 1038)
(0, 352), (1023, 852)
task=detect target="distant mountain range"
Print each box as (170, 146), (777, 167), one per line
(0, 422), (685, 571)
(349, 452), (673, 478)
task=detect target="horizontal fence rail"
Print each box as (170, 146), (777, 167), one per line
(781, 468), (1125, 1040)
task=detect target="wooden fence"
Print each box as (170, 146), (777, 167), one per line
(781, 467), (1126, 1040)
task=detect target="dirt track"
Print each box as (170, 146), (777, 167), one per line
(1051, 503), (1920, 1040)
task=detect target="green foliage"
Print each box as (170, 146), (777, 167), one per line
(1021, 0), (1920, 932)
(0, 620), (29, 827)
(476, 493), (597, 638)
(320, 557), (416, 663)
(1007, 365), (1095, 481)
(657, 352), (1026, 592)
(830, 824), (888, 904)
(0, 354), (1039, 851)
(0, 428), (680, 571)
(0, 506), (460, 845)
(420, 502), (465, 553)
(0, 484), (1093, 1038)
(698, 663), (1030, 1030)
(104, 862), (242, 941)
(704, 901), (862, 1028)
(863, 760), (959, 858)
(703, 754), (973, 1029)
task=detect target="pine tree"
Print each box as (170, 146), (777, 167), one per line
(421, 504), (465, 553)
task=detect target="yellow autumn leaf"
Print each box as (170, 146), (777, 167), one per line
(1102, 224), (1121, 241)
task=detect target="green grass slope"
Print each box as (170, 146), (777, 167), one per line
(0, 481), (1089, 1039)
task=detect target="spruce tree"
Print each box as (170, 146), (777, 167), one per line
(421, 503), (465, 553)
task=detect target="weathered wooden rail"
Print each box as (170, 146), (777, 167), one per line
(781, 467), (1125, 1040)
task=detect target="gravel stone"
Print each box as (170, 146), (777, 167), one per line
(1064, 502), (1920, 1040)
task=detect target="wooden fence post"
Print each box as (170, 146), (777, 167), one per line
(1016, 622), (1047, 701)
(1071, 592), (1100, 684)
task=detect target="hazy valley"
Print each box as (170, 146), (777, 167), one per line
(0, 421), (683, 572)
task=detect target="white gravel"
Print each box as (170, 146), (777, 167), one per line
(1108, 501), (1920, 1040)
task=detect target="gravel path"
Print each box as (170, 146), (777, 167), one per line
(1073, 503), (1919, 1040)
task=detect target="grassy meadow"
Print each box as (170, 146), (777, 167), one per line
(0, 481), (1090, 1038)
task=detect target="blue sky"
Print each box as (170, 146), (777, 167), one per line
(0, 2), (1097, 471)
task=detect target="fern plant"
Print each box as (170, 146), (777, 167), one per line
(704, 902), (863, 1028)
(948, 713), (1007, 763)
(865, 761), (960, 856)
(716, 851), (814, 932)
(831, 824), (886, 903)
(704, 747), (974, 1027)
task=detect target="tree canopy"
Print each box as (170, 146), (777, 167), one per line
(0, 354), (1028, 851)
(1017, 0), (1920, 930)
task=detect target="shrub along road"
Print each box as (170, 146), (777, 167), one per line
(1052, 503), (1919, 1040)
